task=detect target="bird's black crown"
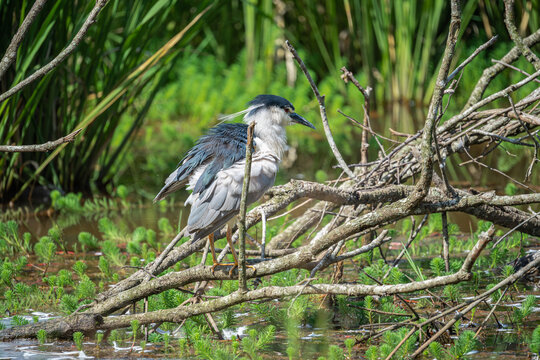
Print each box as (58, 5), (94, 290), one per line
(247, 94), (294, 110)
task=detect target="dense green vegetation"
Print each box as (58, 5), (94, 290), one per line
(0, 191), (538, 357)
(1, 0), (538, 202)
(1, 1), (539, 357)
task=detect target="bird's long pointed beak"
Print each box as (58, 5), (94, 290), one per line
(290, 112), (315, 129)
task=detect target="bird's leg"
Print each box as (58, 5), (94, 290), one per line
(209, 233), (219, 266)
(209, 233), (231, 275)
(225, 225), (238, 276)
(225, 225), (255, 277)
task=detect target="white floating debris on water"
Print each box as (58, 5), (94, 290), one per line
(301, 332), (323, 340)
(223, 326), (247, 340)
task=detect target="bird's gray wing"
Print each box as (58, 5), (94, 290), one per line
(153, 123), (249, 202)
(186, 153), (279, 242)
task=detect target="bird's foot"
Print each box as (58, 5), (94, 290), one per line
(228, 264), (256, 277)
(210, 263), (256, 277)
(210, 262), (234, 275)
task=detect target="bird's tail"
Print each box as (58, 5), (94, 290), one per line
(153, 180), (186, 203)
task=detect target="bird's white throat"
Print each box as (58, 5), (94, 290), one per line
(244, 107), (288, 160)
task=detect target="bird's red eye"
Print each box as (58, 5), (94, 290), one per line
(284, 107), (291, 113)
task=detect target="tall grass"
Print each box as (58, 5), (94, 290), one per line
(0, 0), (209, 201)
(1, 0), (537, 200)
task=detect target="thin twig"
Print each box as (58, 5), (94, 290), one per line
(491, 209), (539, 248)
(446, 35), (499, 84)
(341, 66), (372, 175)
(238, 122), (255, 292)
(491, 59), (540, 83)
(464, 145), (535, 191)
(474, 287), (508, 338)
(442, 212), (450, 272)
(0, 0), (110, 103)
(348, 304), (413, 318)
(506, 94), (540, 181)
(504, 0), (540, 71)
(260, 208), (266, 259)
(382, 215), (429, 280)
(0, 129), (82, 152)
(0, 0), (48, 79)
(470, 129), (535, 146)
(286, 40), (358, 182)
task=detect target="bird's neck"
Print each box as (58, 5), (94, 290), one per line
(246, 110), (288, 160)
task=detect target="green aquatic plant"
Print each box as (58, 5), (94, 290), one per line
(78, 232), (99, 251)
(130, 319), (140, 345)
(449, 330), (479, 359)
(178, 337), (188, 356)
(98, 256), (112, 279)
(163, 332), (171, 352)
(505, 182), (518, 196)
(75, 276), (96, 301)
(109, 329), (121, 345)
(427, 341), (445, 359)
(101, 240), (126, 267)
(60, 294), (79, 314)
(0, 221), (31, 255)
(513, 295), (537, 329)
(148, 332), (163, 344)
(219, 308), (237, 329)
(96, 332), (104, 347)
(34, 236), (57, 274)
(327, 345), (345, 360)
(73, 331), (84, 351)
(37, 329), (47, 345)
(529, 325), (540, 354)
(50, 191), (85, 214)
(344, 338), (355, 359)
(0, 257), (27, 288)
(364, 327), (418, 359)
(98, 217), (128, 243)
(11, 315), (29, 326)
(158, 217), (175, 238)
(489, 247), (510, 269)
(427, 330), (479, 359)
(251, 301), (285, 328)
(443, 284), (461, 304)
(72, 261), (87, 278)
(430, 257), (446, 277)
(241, 326), (275, 360)
(115, 185), (129, 207)
(387, 267), (406, 285)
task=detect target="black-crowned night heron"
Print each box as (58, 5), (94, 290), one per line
(154, 94), (314, 272)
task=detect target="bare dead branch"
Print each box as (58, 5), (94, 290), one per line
(504, 0), (540, 71)
(238, 122), (255, 291)
(411, 249), (540, 358)
(466, 27), (540, 108)
(492, 59), (540, 83)
(0, 0), (110, 103)
(0, 128), (82, 152)
(446, 35), (499, 84)
(286, 40), (358, 182)
(408, 0), (461, 208)
(0, 0), (48, 79)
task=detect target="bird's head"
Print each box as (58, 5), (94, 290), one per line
(243, 95), (315, 130)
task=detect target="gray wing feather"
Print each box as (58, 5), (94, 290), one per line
(153, 168), (189, 202)
(186, 154), (279, 241)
